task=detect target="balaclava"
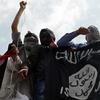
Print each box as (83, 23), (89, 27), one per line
(24, 31), (38, 56)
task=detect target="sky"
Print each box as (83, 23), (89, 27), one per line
(0, 0), (100, 54)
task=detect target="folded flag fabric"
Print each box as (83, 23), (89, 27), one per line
(45, 41), (100, 100)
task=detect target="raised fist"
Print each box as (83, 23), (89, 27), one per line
(77, 27), (90, 35)
(20, 1), (27, 10)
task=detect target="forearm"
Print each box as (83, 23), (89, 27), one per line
(57, 31), (79, 47)
(11, 8), (25, 33)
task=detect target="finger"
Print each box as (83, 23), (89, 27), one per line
(18, 69), (25, 74)
(18, 70), (22, 74)
(22, 1), (27, 5)
(25, 71), (27, 77)
(18, 71), (24, 78)
(21, 73), (26, 79)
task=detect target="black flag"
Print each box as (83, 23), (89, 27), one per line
(45, 42), (100, 100)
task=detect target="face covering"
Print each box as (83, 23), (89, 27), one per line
(24, 36), (37, 56)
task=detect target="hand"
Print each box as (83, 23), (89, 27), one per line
(49, 38), (57, 48)
(77, 27), (90, 35)
(20, 1), (27, 10)
(18, 69), (28, 79)
(10, 44), (19, 55)
(50, 42), (57, 48)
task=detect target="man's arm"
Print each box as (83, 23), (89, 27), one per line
(57, 31), (78, 47)
(11, 1), (27, 33)
(57, 27), (89, 47)
(11, 1), (28, 79)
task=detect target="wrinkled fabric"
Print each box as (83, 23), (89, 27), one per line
(0, 56), (30, 100)
(12, 32), (31, 98)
